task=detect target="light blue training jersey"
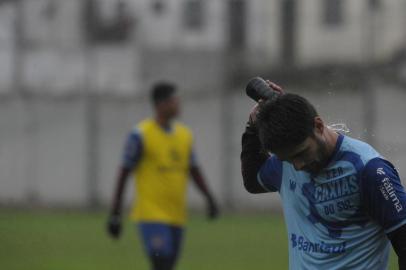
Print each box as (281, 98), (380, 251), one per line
(258, 134), (406, 270)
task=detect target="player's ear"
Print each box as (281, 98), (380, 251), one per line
(313, 116), (324, 135)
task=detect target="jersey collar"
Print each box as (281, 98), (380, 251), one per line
(325, 133), (344, 166)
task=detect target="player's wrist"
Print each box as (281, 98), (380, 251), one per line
(109, 212), (121, 222)
(108, 214), (121, 230)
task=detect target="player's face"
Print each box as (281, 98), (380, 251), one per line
(274, 120), (330, 175)
(162, 95), (180, 119)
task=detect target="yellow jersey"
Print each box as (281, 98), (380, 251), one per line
(130, 119), (193, 226)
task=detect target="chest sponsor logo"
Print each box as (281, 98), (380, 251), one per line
(302, 167), (366, 237)
(290, 233), (346, 254)
(313, 175), (359, 203)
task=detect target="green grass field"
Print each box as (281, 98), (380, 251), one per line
(0, 209), (398, 270)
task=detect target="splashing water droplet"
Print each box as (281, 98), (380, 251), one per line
(328, 123), (350, 134)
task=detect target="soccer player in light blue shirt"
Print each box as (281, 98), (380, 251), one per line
(241, 82), (406, 270)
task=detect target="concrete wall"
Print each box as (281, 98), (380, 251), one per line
(1, 82), (406, 211)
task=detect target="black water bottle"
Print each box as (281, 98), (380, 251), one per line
(245, 77), (280, 102)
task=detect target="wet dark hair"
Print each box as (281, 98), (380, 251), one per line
(256, 93), (318, 153)
(151, 82), (176, 105)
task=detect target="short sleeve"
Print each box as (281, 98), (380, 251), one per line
(361, 158), (406, 233)
(121, 129), (143, 170)
(257, 155), (283, 192)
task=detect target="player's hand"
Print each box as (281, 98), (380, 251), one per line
(265, 80), (284, 95)
(248, 80), (284, 126)
(107, 214), (122, 239)
(207, 199), (219, 220)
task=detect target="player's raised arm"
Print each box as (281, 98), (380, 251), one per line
(241, 105), (271, 193)
(241, 79), (284, 194)
(107, 130), (143, 239)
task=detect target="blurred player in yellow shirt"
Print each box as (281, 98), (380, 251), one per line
(107, 82), (219, 270)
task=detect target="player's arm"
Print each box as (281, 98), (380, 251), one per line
(190, 150), (219, 220)
(361, 158), (406, 269)
(241, 111), (270, 193)
(241, 80), (284, 194)
(107, 130), (143, 239)
(388, 225), (406, 269)
(241, 102), (283, 193)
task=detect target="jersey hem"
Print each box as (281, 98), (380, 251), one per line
(131, 216), (186, 227)
(385, 218), (406, 234)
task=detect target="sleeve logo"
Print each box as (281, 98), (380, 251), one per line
(376, 168), (385, 175)
(379, 177), (403, 213)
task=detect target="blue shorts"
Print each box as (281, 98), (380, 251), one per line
(138, 222), (184, 259)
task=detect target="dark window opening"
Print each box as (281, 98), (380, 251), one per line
(83, 0), (135, 44)
(322, 0), (344, 26)
(152, 0), (165, 15)
(183, 0), (205, 31)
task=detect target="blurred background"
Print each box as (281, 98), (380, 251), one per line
(1, 0), (406, 269)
